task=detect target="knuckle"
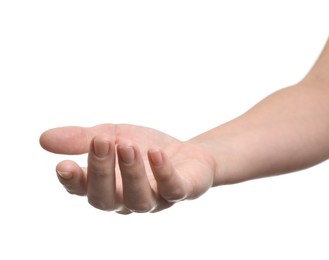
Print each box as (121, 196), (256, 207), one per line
(88, 197), (115, 211)
(61, 180), (86, 196)
(67, 189), (85, 196)
(121, 166), (146, 182)
(121, 171), (140, 181)
(88, 167), (109, 178)
(162, 188), (187, 202)
(126, 202), (155, 213)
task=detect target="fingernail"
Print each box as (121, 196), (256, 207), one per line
(149, 149), (163, 166)
(93, 139), (110, 158)
(57, 170), (72, 179)
(118, 145), (135, 164)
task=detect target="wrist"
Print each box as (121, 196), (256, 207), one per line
(187, 134), (239, 186)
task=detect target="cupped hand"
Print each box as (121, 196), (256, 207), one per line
(39, 124), (215, 213)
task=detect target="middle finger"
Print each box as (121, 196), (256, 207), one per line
(118, 144), (156, 213)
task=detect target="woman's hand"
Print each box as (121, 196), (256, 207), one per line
(40, 124), (216, 213)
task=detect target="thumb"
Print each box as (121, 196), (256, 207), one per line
(39, 124), (115, 155)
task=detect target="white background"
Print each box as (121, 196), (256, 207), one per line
(1, 1), (329, 259)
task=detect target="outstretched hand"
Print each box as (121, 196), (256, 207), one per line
(40, 124), (215, 213)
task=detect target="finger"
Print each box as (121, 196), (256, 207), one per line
(115, 207), (133, 215)
(56, 160), (87, 196)
(39, 124), (116, 155)
(87, 135), (117, 211)
(118, 144), (156, 213)
(148, 149), (191, 202)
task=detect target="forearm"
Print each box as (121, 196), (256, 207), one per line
(189, 38), (329, 186)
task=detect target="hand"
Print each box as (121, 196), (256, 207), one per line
(40, 124), (216, 213)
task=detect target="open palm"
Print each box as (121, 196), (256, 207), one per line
(40, 124), (215, 213)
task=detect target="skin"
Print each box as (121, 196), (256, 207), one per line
(40, 37), (329, 214)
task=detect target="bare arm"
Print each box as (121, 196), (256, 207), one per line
(190, 37), (329, 185)
(40, 37), (329, 213)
